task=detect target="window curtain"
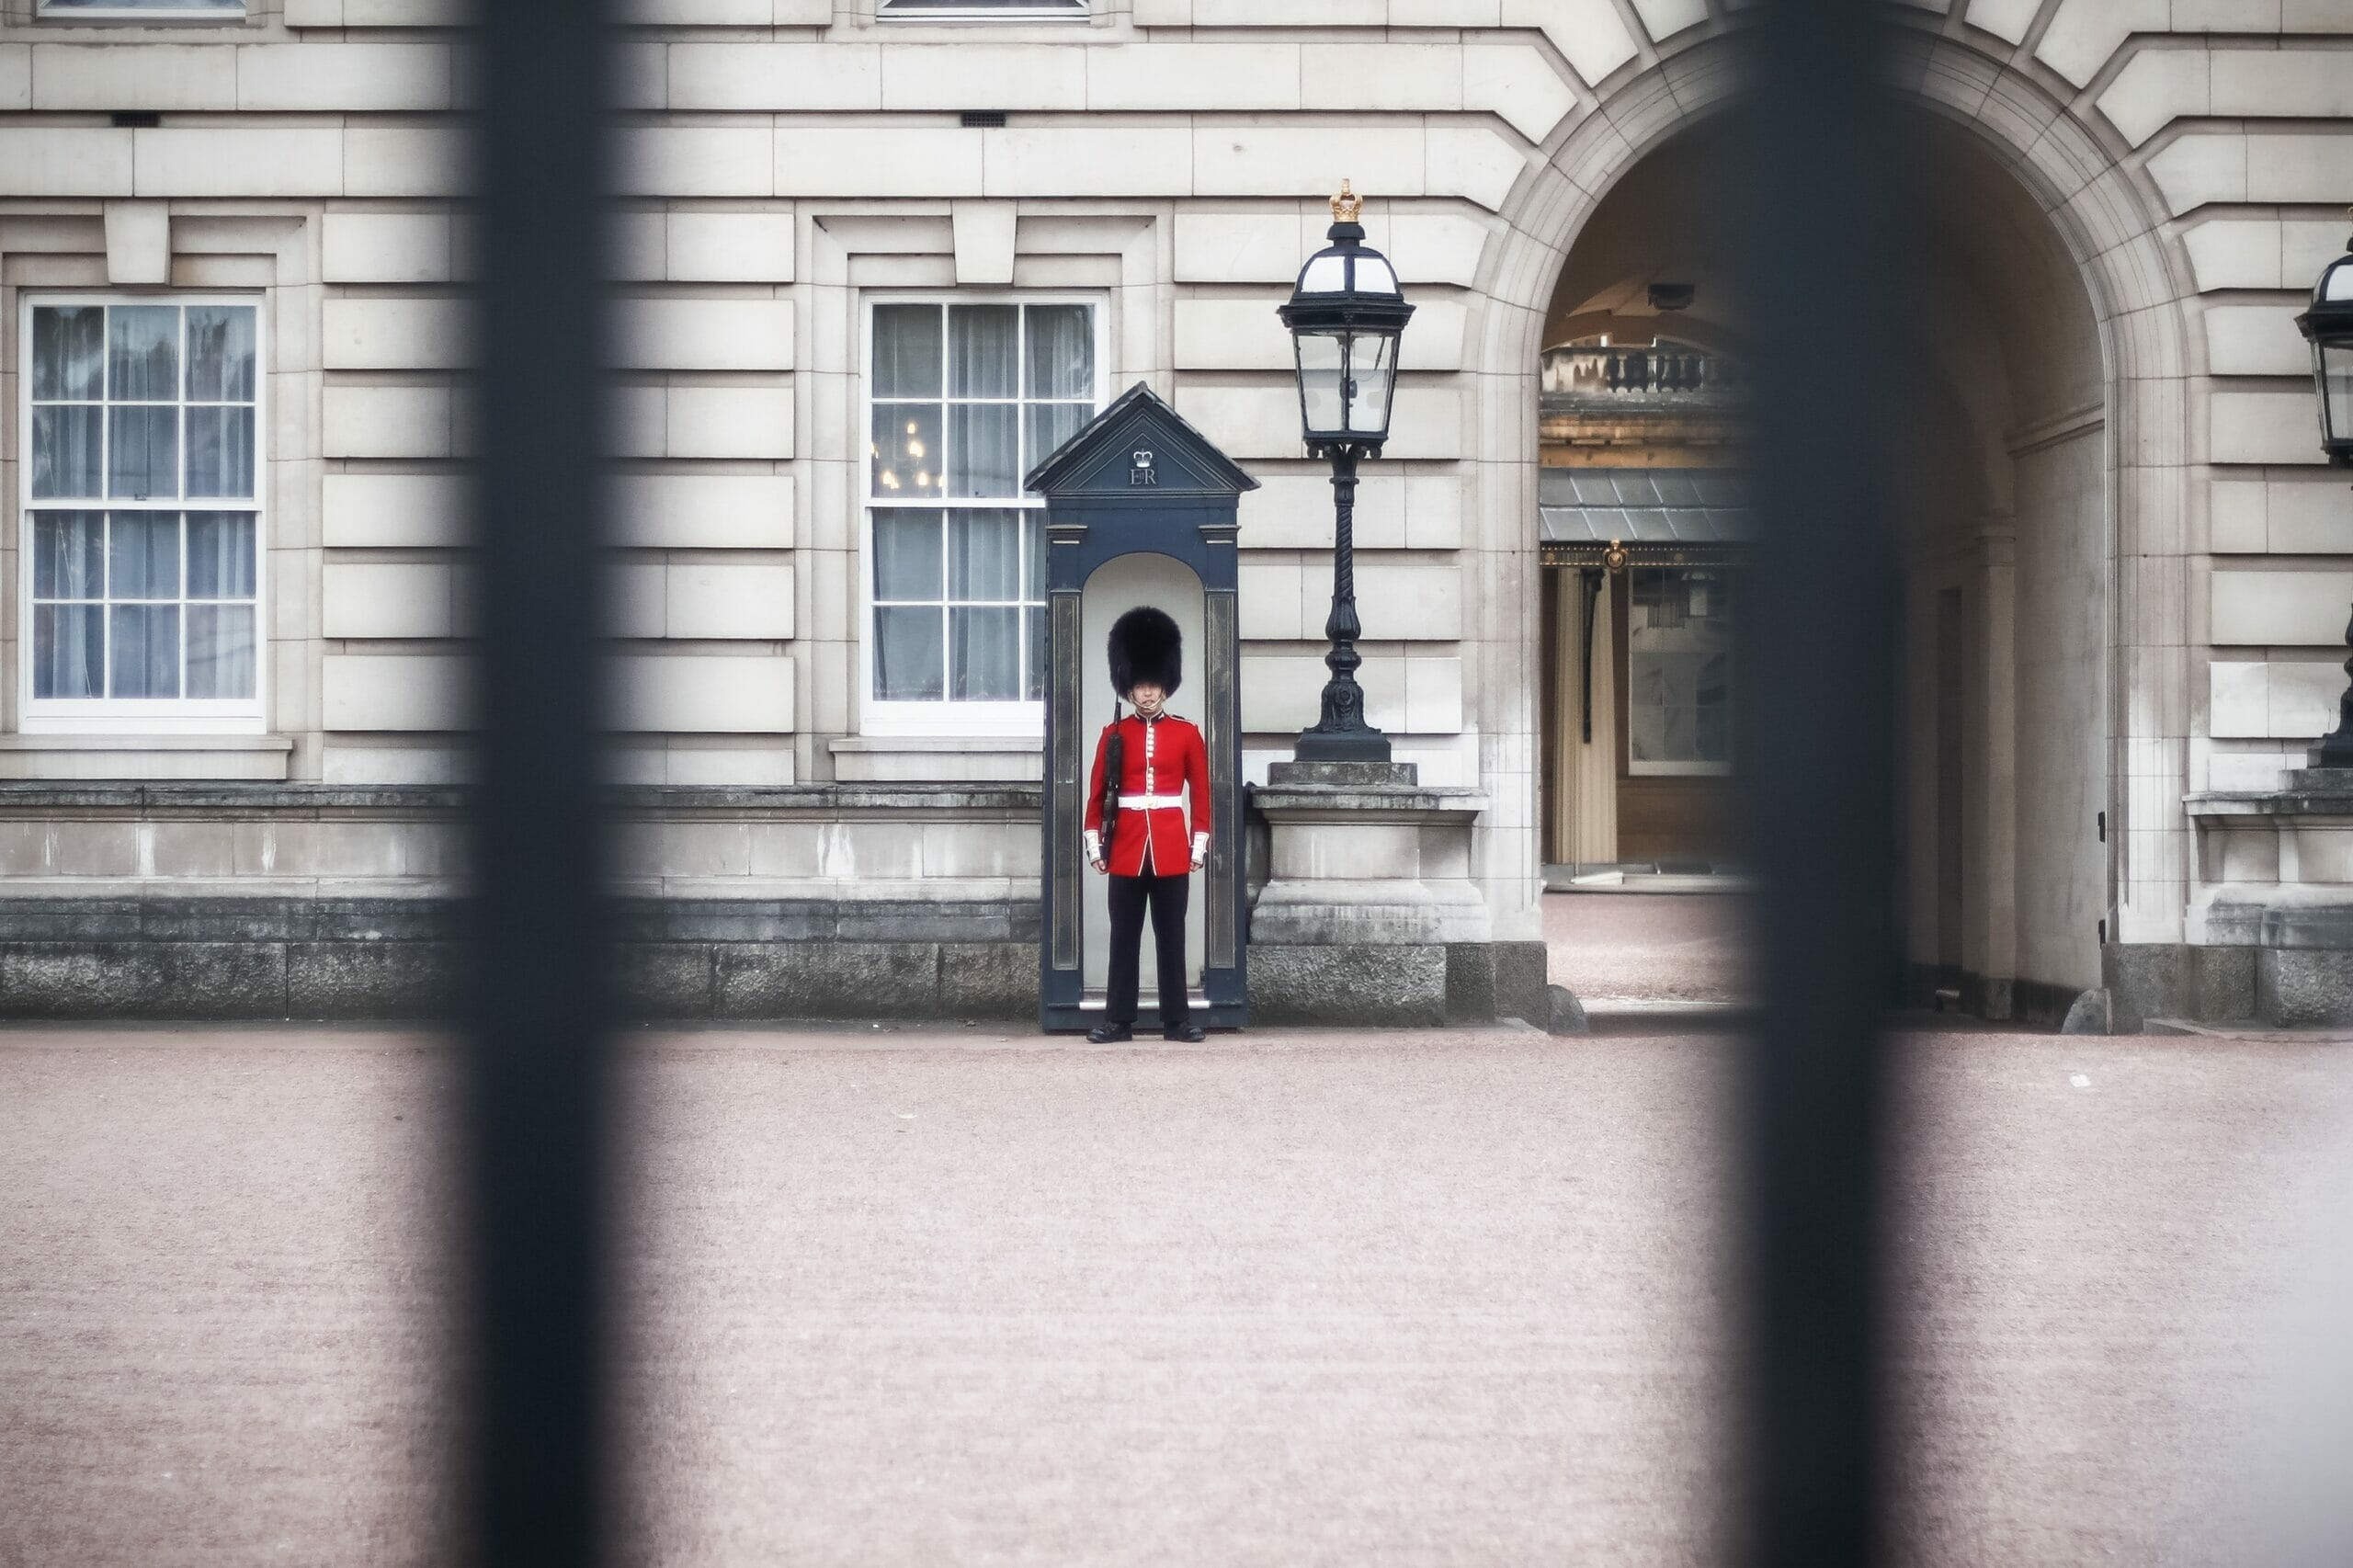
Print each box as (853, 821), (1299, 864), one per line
(188, 512), (257, 699)
(33, 607), (102, 699)
(187, 408), (255, 498)
(1025, 305), (1091, 399)
(30, 408), (101, 499)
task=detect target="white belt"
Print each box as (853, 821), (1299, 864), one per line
(1118, 793), (1185, 809)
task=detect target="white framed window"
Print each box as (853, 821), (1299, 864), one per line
(38, 0), (244, 17)
(19, 296), (266, 733)
(879, 0), (1084, 17)
(862, 295), (1101, 736)
(1627, 566), (1732, 776)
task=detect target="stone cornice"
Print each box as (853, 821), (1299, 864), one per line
(0, 781), (1045, 815)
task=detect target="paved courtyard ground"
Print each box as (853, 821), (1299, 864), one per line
(6, 1017), (2353, 1566)
(1543, 891), (1756, 1006)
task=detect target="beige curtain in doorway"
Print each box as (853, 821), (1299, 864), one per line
(1548, 568), (1618, 865)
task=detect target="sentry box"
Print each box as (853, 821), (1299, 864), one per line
(1023, 383), (1258, 1033)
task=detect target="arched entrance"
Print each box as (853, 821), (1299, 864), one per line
(1891, 119), (2109, 1019)
(1482, 31), (2185, 1020)
(1533, 128), (1748, 877)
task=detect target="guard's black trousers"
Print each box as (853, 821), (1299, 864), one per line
(1106, 871), (1191, 1028)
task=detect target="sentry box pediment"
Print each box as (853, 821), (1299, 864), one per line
(1023, 383), (1259, 1033)
(1023, 380), (1259, 505)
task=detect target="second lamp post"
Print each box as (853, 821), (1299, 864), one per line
(1279, 182), (1415, 762)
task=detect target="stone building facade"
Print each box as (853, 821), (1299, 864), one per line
(0, 0), (2347, 1024)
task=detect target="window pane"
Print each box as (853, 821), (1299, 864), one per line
(873, 511), (943, 600)
(187, 407), (256, 498)
(33, 512), (105, 599)
(109, 604), (181, 699)
(188, 512), (256, 598)
(948, 403), (1018, 497)
(108, 305), (180, 403)
(187, 605), (256, 699)
(872, 403), (943, 497)
(1025, 604), (1046, 701)
(1025, 513), (1046, 599)
(1345, 331), (1397, 435)
(1629, 569), (1732, 766)
(108, 406), (179, 500)
(950, 606), (1020, 700)
(2325, 344), (2353, 447)
(186, 306), (257, 402)
(872, 304), (943, 399)
(1300, 254), (1348, 293)
(1296, 331), (1346, 433)
(33, 606), (104, 699)
(32, 306), (104, 401)
(875, 606), (944, 701)
(30, 407), (102, 500)
(110, 512), (181, 599)
(1025, 304), (1093, 400)
(948, 304), (1017, 398)
(949, 509), (1021, 601)
(1024, 403), (1090, 472)
(1629, 687), (1688, 763)
(1695, 654), (1731, 762)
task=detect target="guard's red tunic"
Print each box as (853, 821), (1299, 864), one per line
(1084, 711), (1211, 877)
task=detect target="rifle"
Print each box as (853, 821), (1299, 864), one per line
(1097, 699), (1123, 865)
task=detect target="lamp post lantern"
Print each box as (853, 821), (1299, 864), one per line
(2297, 214), (2353, 767)
(1279, 181), (1415, 762)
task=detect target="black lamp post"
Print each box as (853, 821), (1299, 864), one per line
(1279, 181), (1415, 762)
(2296, 215), (2353, 767)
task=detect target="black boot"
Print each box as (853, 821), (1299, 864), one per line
(1162, 1021), (1207, 1042)
(1086, 1021), (1132, 1043)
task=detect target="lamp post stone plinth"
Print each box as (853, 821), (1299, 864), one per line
(1241, 184), (1552, 1030)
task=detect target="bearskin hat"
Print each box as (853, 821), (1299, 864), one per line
(1108, 606), (1182, 699)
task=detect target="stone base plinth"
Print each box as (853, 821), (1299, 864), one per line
(1242, 940), (1550, 1027)
(1265, 759), (1420, 789)
(1244, 771), (1547, 1025)
(2176, 782), (2353, 1026)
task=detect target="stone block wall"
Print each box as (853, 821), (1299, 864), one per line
(0, 781), (1049, 1018)
(0, 779), (1550, 1024)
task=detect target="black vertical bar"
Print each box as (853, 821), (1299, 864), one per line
(1728, 2), (1908, 1565)
(464, 0), (616, 1562)
(1580, 567), (1601, 744)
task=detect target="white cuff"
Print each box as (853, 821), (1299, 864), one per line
(1085, 830), (1101, 854)
(1191, 833), (1209, 857)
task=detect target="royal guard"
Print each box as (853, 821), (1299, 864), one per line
(1084, 607), (1211, 1043)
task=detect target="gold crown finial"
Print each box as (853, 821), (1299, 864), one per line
(1332, 180), (1362, 223)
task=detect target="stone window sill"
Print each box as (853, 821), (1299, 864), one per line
(829, 736), (1041, 783)
(0, 733), (293, 782)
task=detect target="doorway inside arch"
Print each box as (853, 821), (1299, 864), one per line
(1535, 116), (2111, 1022)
